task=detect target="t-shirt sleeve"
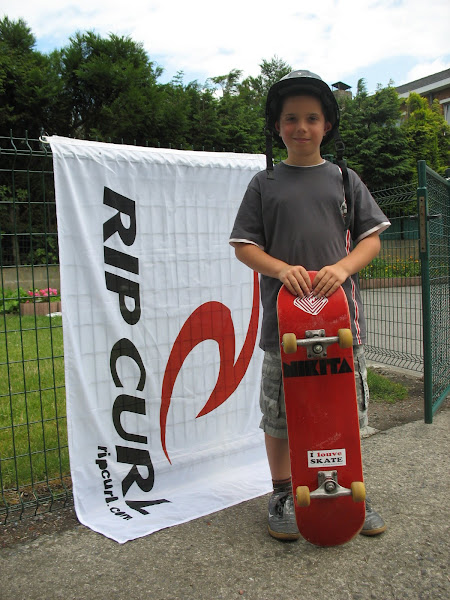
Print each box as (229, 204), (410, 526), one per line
(229, 174), (266, 249)
(350, 171), (391, 243)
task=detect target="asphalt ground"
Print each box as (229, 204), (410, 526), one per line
(1, 409), (449, 600)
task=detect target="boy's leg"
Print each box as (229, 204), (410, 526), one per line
(265, 436), (300, 540)
(264, 434), (290, 482)
(354, 345), (387, 536)
(260, 351), (300, 541)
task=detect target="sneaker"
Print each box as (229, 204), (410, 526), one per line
(267, 491), (301, 540)
(360, 498), (387, 536)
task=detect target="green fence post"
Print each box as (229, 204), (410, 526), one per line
(447, 168), (450, 293)
(417, 161), (433, 423)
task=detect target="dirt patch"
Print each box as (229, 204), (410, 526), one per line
(0, 504), (79, 549)
(368, 366), (424, 430)
(1, 367), (449, 549)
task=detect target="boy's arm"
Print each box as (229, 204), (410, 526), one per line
(313, 232), (381, 297)
(232, 242), (312, 297)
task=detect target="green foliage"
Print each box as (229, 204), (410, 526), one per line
(402, 93), (450, 176)
(0, 287), (28, 313)
(0, 287), (61, 314)
(57, 30), (164, 142)
(1, 16), (448, 181)
(28, 235), (59, 266)
(0, 183), (59, 267)
(0, 17), (63, 136)
(338, 83), (413, 189)
(360, 256), (421, 279)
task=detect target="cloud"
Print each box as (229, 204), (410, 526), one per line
(2, 0), (449, 88)
(404, 59), (450, 84)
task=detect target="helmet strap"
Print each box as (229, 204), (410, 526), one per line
(265, 129), (275, 179)
(333, 130), (353, 231)
(334, 135), (346, 163)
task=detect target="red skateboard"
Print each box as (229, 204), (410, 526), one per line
(277, 272), (366, 546)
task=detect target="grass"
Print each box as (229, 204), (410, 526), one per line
(367, 368), (408, 403)
(0, 314), (68, 491)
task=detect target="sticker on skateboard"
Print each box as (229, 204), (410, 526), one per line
(293, 293), (328, 316)
(308, 449), (347, 468)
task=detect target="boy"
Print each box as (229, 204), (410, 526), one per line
(230, 70), (390, 541)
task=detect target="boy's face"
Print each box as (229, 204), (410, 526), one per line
(275, 95), (332, 166)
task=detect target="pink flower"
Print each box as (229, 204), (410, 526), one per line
(27, 287), (58, 299)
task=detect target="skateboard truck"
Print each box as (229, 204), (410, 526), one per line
(296, 471), (366, 507)
(282, 328), (353, 357)
(305, 329), (331, 359)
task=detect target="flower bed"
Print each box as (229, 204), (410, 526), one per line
(19, 288), (61, 316)
(20, 300), (62, 316)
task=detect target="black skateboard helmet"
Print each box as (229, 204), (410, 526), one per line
(265, 69), (340, 146)
(264, 69), (352, 229)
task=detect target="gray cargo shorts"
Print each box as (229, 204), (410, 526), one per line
(259, 345), (370, 439)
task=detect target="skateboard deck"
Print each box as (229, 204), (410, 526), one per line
(277, 272), (365, 546)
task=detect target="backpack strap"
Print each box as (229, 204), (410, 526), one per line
(334, 135), (353, 231)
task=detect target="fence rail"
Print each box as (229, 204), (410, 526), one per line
(1, 135), (449, 523)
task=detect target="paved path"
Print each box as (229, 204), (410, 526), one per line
(1, 409), (449, 600)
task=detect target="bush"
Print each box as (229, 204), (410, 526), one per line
(0, 288), (28, 314)
(360, 256), (421, 279)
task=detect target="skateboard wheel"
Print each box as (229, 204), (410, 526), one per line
(351, 481), (366, 503)
(282, 333), (298, 354)
(337, 328), (353, 349)
(296, 486), (311, 507)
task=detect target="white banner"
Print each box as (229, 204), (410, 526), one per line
(50, 136), (270, 543)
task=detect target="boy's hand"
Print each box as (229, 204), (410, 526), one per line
(312, 233), (382, 297)
(313, 264), (349, 298)
(279, 265), (312, 298)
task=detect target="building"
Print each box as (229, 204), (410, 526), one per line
(395, 69), (450, 124)
(332, 81), (352, 101)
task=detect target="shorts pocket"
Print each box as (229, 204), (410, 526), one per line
(260, 360), (283, 420)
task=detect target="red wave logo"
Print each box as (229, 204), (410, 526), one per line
(160, 272), (260, 464)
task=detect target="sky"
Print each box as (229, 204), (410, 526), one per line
(2, 0), (450, 95)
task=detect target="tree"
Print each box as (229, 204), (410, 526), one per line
(208, 69), (265, 153)
(0, 17), (62, 136)
(184, 81), (221, 151)
(338, 82), (413, 189)
(244, 56), (291, 106)
(402, 93), (450, 176)
(57, 31), (164, 142)
(209, 68), (242, 96)
(2, 17), (447, 181)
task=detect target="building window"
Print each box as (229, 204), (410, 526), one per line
(440, 99), (450, 124)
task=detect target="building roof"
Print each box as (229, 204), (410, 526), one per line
(395, 68), (450, 97)
(332, 81), (351, 91)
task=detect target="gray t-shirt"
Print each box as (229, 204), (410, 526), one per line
(229, 160), (390, 350)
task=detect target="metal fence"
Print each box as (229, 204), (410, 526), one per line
(363, 182), (423, 371)
(0, 134), (449, 523)
(0, 135), (69, 522)
(417, 161), (450, 423)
